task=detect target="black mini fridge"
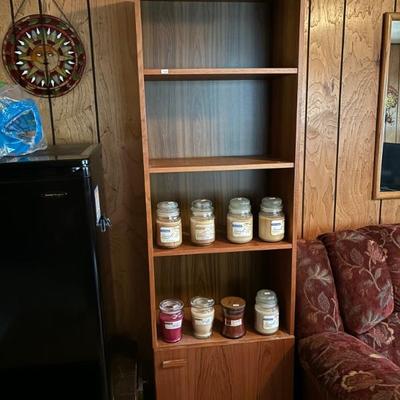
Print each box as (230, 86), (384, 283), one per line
(0, 144), (110, 399)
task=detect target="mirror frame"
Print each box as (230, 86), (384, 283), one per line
(374, 13), (400, 199)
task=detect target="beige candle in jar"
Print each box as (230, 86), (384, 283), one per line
(227, 197), (253, 244)
(156, 201), (182, 249)
(258, 197), (285, 242)
(190, 199), (215, 246)
(190, 296), (215, 339)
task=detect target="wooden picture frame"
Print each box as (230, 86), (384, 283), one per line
(374, 12), (400, 199)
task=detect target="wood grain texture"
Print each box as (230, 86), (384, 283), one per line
(335, 0), (394, 230)
(149, 156), (294, 174)
(295, 0), (310, 239)
(154, 339), (294, 400)
(141, 1), (271, 69)
(42, 0), (97, 145)
(302, 0), (345, 239)
(144, 68), (298, 80)
(10, 0), (54, 144)
(0, 1), (12, 83)
(145, 80), (269, 159)
(90, 0), (152, 367)
(380, 3), (400, 223)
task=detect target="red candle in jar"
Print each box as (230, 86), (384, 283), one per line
(159, 299), (184, 343)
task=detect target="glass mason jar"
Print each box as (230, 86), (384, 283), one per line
(190, 199), (215, 246)
(227, 197), (253, 244)
(159, 299), (184, 343)
(156, 201), (182, 249)
(254, 289), (279, 335)
(190, 296), (215, 339)
(258, 197), (285, 242)
(221, 296), (246, 339)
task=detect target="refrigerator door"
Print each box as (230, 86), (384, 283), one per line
(0, 173), (107, 399)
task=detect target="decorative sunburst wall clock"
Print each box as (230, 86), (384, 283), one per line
(2, 14), (86, 98)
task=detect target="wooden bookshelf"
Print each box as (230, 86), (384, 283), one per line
(144, 68), (298, 80)
(153, 235), (292, 257)
(155, 306), (293, 350)
(134, 0), (304, 398)
(149, 156), (294, 174)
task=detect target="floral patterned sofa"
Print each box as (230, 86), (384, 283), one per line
(297, 224), (400, 400)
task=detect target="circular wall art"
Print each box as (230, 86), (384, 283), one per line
(2, 14), (86, 98)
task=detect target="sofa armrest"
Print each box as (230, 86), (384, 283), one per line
(299, 332), (400, 400)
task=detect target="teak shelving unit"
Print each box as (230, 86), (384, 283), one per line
(133, 0), (305, 398)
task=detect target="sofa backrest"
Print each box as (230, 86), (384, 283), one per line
(296, 239), (344, 339)
(319, 230), (394, 335)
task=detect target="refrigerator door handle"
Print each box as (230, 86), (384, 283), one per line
(98, 215), (112, 233)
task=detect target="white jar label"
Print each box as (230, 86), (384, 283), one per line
(195, 223), (215, 241)
(225, 318), (242, 327)
(271, 220), (284, 236)
(194, 316), (213, 326)
(231, 221), (252, 238)
(263, 315), (279, 330)
(164, 320), (182, 330)
(160, 226), (180, 243)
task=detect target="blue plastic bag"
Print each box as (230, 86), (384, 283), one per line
(0, 85), (46, 158)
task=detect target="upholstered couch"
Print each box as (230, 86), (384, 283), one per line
(297, 224), (400, 399)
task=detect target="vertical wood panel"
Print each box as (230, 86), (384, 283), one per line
(42, 0), (98, 144)
(302, 0), (345, 239)
(0, 2), (12, 83)
(380, 1), (400, 224)
(296, 0), (309, 238)
(334, 0), (393, 230)
(90, 0), (152, 367)
(10, 0), (54, 144)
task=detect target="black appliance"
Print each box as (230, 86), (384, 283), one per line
(0, 144), (110, 399)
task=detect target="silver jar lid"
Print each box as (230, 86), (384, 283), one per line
(190, 296), (215, 309)
(255, 289), (278, 308)
(260, 197), (283, 213)
(191, 199), (214, 217)
(157, 201), (180, 218)
(229, 197), (251, 215)
(159, 299), (184, 314)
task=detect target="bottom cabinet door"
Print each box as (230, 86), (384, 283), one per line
(155, 338), (294, 400)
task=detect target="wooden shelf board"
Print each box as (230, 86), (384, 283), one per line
(144, 68), (298, 80)
(153, 234), (292, 257)
(155, 307), (293, 351)
(149, 156), (294, 174)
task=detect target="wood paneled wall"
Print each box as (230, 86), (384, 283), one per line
(299, 0), (400, 239)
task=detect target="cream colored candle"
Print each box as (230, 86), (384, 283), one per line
(156, 201), (182, 249)
(227, 197), (253, 244)
(254, 289), (279, 335)
(190, 199), (215, 246)
(258, 197), (285, 242)
(190, 297), (215, 339)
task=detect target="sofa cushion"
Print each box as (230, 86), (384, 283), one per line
(319, 230), (394, 335)
(296, 240), (344, 338)
(356, 312), (400, 367)
(299, 331), (400, 400)
(359, 224), (400, 311)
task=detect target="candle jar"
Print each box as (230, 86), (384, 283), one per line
(159, 299), (184, 343)
(258, 197), (285, 242)
(156, 201), (182, 249)
(190, 296), (215, 339)
(227, 198), (253, 244)
(254, 290), (279, 335)
(221, 296), (246, 339)
(190, 199), (215, 246)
